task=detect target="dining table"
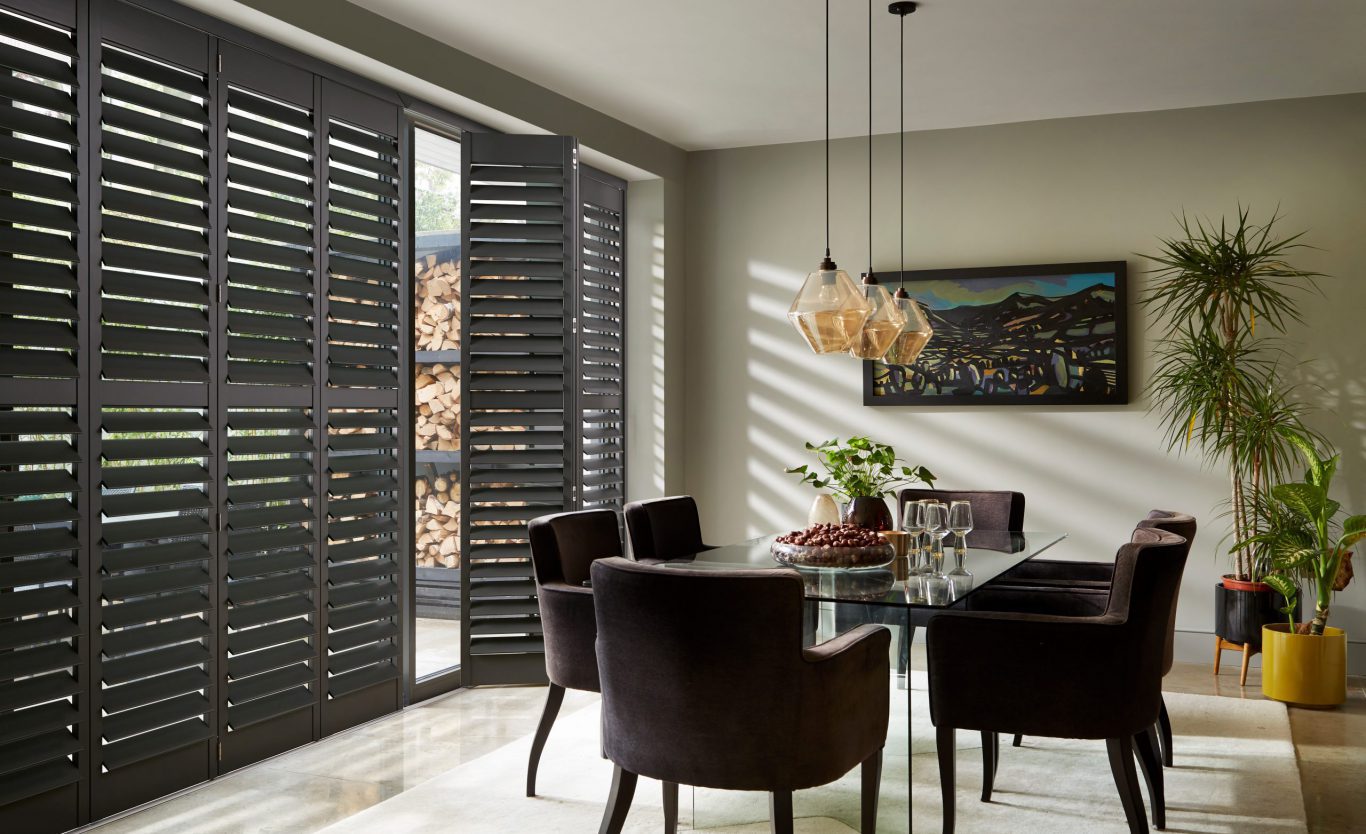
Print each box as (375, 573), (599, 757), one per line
(658, 529), (1068, 833)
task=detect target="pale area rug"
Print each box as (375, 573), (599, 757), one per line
(318, 674), (1306, 833)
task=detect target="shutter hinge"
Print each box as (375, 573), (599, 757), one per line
(217, 53), (222, 73)
(217, 511), (225, 533)
(218, 741), (222, 761)
(217, 284), (225, 306)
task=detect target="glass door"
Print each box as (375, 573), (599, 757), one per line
(411, 127), (463, 683)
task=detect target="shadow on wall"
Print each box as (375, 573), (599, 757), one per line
(737, 259), (1168, 543)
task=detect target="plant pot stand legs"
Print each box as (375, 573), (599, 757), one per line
(1213, 636), (1257, 686)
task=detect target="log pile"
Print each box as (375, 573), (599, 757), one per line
(415, 363), (459, 451)
(416, 254), (460, 352)
(415, 475), (460, 568)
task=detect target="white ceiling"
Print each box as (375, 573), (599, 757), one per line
(349, 0), (1366, 151)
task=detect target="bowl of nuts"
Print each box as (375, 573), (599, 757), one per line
(771, 523), (895, 570)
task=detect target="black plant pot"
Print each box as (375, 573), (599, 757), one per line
(843, 496), (892, 531)
(1213, 582), (1298, 648)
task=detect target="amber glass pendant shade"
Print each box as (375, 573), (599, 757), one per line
(788, 260), (872, 354)
(848, 274), (905, 359)
(883, 287), (934, 365)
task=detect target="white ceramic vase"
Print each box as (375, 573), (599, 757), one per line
(807, 493), (841, 526)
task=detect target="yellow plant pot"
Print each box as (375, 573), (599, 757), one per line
(1260, 623), (1347, 707)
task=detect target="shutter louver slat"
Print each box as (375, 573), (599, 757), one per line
(577, 173), (626, 514)
(325, 118), (399, 391)
(325, 408), (398, 696)
(223, 407), (318, 728)
(96, 406), (212, 772)
(98, 48), (211, 388)
(225, 86), (317, 390)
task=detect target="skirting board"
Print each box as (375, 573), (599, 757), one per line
(902, 628), (1365, 676)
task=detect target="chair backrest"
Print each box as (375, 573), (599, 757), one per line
(896, 488), (1025, 531)
(591, 557), (812, 789)
(623, 495), (708, 561)
(1133, 510), (1197, 675)
(527, 510), (622, 693)
(1103, 527), (1190, 711)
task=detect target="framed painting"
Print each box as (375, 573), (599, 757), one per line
(863, 261), (1129, 406)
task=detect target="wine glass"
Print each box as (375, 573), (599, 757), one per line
(900, 499), (927, 576)
(923, 501), (948, 577)
(948, 500), (974, 577)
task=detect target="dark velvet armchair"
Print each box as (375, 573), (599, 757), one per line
(591, 557), (891, 834)
(991, 511), (1196, 768)
(525, 509), (623, 797)
(927, 527), (1190, 834)
(623, 495), (711, 562)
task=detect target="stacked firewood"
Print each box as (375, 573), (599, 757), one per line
(416, 254), (460, 352)
(415, 363), (459, 451)
(415, 476), (460, 567)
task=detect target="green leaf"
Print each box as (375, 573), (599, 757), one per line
(1263, 574), (1299, 613)
(1339, 515), (1366, 550)
(1273, 482), (1328, 521)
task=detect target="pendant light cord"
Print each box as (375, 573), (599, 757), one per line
(824, 0), (830, 258)
(899, 6), (905, 290)
(867, 0), (873, 276)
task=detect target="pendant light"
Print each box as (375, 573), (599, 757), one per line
(882, 0), (934, 367)
(847, 0), (904, 360)
(788, 0), (871, 355)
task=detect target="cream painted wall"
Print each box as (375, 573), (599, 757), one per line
(683, 93), (1366, 670)
(625, 178), (688, 501)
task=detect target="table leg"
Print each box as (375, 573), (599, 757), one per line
(905, 614), (917, 834)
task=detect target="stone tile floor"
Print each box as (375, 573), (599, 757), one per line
(84, 655), (1365, 833)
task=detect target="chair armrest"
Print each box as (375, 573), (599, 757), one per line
(926, 611), (1152, 738)
(801, 624), (892, 767)
(539, 581), (600, 692)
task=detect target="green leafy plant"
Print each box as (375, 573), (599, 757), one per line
(1140, 206), (1322, 581)
(1240, 434), (1364, 635)
(785, 436), (936, 501)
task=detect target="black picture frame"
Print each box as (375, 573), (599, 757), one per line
(863, 261), (1129, 406)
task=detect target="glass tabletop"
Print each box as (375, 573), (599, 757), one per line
(659, 530), (1067, 609)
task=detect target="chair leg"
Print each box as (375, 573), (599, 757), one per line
(979, 732), (996, 802)
(770, 790), (794, 834)
(861, 748), (882, 833)
(526, 683), (565, 796)
(937, 724), (956, 834)
(597, 765), (638, 834)
(662, 781), (679, 834)
(1157, 697), (1173, 768)
(1133, 725), (1166, 830)
(1011, 733), (1022, 747)
(1239, 643), (1252, 687)
(1105, 736), (1150, 834)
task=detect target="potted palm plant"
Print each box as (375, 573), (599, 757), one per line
(1243, 435), (1362, 706)
(1141, 207), (1321, 654)
(786, 436), (936, 531)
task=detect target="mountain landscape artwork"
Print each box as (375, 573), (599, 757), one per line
(865, 262), (1128, 406)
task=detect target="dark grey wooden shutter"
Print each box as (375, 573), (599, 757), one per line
(576, 169), (626, 513)
(459, 134), (576, 686)
(216, 44), (321, 769)
(89, 5), (217, 816)
(320, 82), (404, 730)
(0, 2), (84, 829)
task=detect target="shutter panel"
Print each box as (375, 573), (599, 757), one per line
(90, 9), (216, 816)
(319, 83), (403, 731)
(576, 169), (625, 513)
(459, 134), (576, 686)
(216, 44), (321, 773)
(0, 5), (84, 831)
